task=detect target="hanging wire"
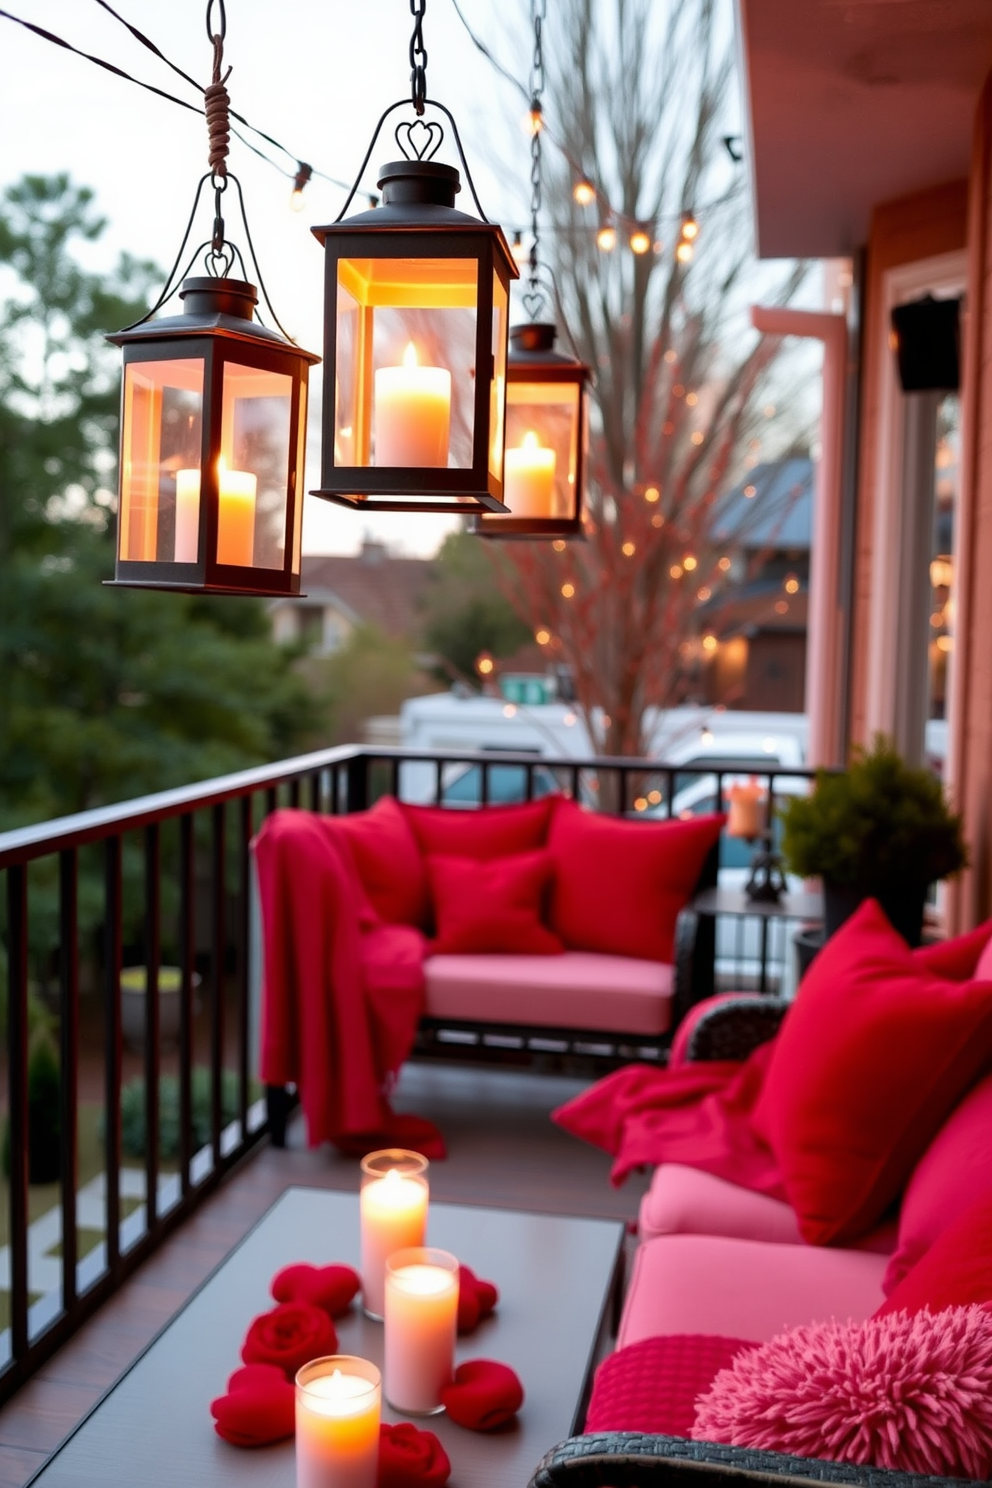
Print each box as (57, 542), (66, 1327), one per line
(527, 0), (546, 301)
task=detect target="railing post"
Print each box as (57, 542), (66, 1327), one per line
(345, 753), (370, 814)
(7, 864), (30, 1365)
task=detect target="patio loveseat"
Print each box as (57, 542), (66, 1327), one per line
(256, 792), (725, 1150)
(536, 901), (992, 1486)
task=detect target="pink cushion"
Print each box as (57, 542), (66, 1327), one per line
(423, 950), (673, 1035)
(585, 1334), (755, 1437)
(400, 796), (557, 861)
(617, 1234), (888, 1349)
(692, 1306), (992, 1479)
(547, 800), (725, 963)
(337, 796), (429, 928)
(883, 1069), (992, 1295)
(751, 899), (992, 1245)
(425, 851), (564, 956)
(877, 1193), (992, 1318)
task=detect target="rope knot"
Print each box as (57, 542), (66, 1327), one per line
(204, 66), (231, 177)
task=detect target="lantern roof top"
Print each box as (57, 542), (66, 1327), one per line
(509, 322), (590, 374)
(107, 278), (319, 362)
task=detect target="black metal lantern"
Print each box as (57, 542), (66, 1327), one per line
(107, 278), (317, 595)
(471, 321), (589, 538)
(311, 156), (517, 514)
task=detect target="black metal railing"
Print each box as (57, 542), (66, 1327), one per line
(0, 743), (812, 1403)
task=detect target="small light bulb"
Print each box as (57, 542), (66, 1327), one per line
(596, 225), (617, 252)
(680, 214), (699, 241)
(675, 240), (694, 264)
(573, 177), (595, 206)
(629, 230), (651, 255)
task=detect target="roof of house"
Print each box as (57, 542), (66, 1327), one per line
(712, 458), (813, 548)
(299, 540), (434, 639)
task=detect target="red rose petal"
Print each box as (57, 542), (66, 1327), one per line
(378, 1422), (451, 1488)
(271, 1262), (362, 1317)
(241, 1301), (338, 1379)
(440, 1359), (524, 1431)
(210, 1370), (296, 1447)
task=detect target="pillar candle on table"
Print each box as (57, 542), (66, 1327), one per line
(359, 1150), (429, 1320)
(374, 342), (451, 467)
(295, 1356), (381, 1488)
(504, 430), (556, 516)
(384, 1248), (459, 1415)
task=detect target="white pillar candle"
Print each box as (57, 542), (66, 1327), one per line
(216, 461), (258, 566)
(373, 342), (451, 467)
(384, 1249), (458, 1415)
(174, 469), (201, 562)
(359, 1151), (429, 1320)
(295, 1356), (381, 1488)
(504, 430), (556, 516)
(727, 779), (767, 840)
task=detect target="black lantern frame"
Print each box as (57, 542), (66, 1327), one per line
(108, 277), (318, 596)
(310, 98), (518, 514)
(471, 320), (590, 539)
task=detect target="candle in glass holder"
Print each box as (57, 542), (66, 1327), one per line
(374, 342), (451, 467)
(359, 1149), (429, 1320)
(726, 776), (767, 840)
(504, 430), (556, 516)
(295, 1356), (381, 1488)
(384, 1247), (459, 1415)
(173, 461), (257, 566)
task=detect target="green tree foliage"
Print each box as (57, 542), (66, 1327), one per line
(419, 529), (531, 686)
(303, 624), (427, 747)
(0, 174), (319, 832)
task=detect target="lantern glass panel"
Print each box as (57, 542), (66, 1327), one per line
(217, 362), (295, 569)
(500, 381), (581, 520)
(334, 255), (479, 469)
(120, 357), (203, 564)
(292, 379), (307, 576)
(489, 270), (509, 482)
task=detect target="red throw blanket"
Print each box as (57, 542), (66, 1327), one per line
(254, 809), (444, 1156)
(552, 1041), (783, 1195)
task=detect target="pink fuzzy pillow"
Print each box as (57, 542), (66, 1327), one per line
(692, 1305), (992, 1479)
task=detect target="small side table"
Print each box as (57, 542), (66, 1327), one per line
(689, 887), (823, 994)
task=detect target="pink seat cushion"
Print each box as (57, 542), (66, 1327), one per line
(617, 1234), (888, 1350)
(422, 950), (673, 1035)
(584, 1334), (755, 1437)
(883, 1069), (992, 1295)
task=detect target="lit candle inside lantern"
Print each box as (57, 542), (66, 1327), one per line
(726, 777), (766, 840)
(504, 430), (557, 516)
(373, 342), (451, 466)
(216, 459), (257, 566)
(359, 1154), (429, 1320)
(384, 1249), (459, 1415)
(174, 468), (201, 562)
(295, 1357), (381, 1488)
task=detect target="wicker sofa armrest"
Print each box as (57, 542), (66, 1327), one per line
(683, 994), (790, 1063)
(528, 1433), (984, 1488)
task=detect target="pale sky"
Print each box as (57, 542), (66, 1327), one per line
(0, 0), (533, 556)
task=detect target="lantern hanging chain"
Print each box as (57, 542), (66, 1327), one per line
(409, 0), (428, 116)
(528, 0), (546, 303)
(203, 0), (233, 266)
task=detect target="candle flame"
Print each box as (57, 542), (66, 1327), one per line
(402, 342), (419, 369)
(521, 430), (542, 450)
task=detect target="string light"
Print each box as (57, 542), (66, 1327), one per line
(683, 554), (697, 571)
(535, 628), (551, 644)
(680, 212), (699, 241)
(511, 230), (529, 266)
(644, 486), (660, 503)
(289, 161), (312, 212)
(573, 176), (596, 206)
(784, 575), (800, 594)
(561, 582), (576, 598)
(702, 634), (718, 653)
(622, 541), (636, 556)
(596, 223), (617, 252)
(629, 229), (651, 255)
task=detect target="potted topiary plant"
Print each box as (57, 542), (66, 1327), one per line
(778, 735), (967, 946)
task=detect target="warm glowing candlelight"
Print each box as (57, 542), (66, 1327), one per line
(504, 430), (556, 516)
(359, 1151), (429, 1320)
(726, 777), (767, 840)
(216, 459), (257, 566)
(384, 1249), (459, 1415)
(174, 469), (201, 562)
(373, 342), (451, 466)
(295, 1357), (381, 1488)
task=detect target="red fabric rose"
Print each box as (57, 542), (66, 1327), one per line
(440, 1359), (524, 1430)
(241, 1301), (338, 1378)
(271, 1262), (361, 1318)
(210, 1363), (296, 1447)
(378, 1422), (451, 1488)
(457, 1265), (500, 1334)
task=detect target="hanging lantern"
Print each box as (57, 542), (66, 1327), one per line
(471, 322), (589, 539)
(107, 278), (317, 595)
(311, 158), (516, 514)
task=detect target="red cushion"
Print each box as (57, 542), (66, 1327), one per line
(877, 1194), (992, 1317)
(401, 795), (557, 862)
(337, 796), (429, 927)
(548, 800), (724, 962)
(751, 900), (992, 1245)
(585, 1334), (755, 1436)
(914, 918), (992, 979)
(426, 852), (564, 955)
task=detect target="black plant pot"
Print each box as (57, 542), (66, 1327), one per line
(822, 880), (930, 947)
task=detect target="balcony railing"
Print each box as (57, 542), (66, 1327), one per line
(0, 742), (812, 1404)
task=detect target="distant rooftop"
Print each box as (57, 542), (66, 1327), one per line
(712, 457), (812, 548)
(300, 539), (433, 639)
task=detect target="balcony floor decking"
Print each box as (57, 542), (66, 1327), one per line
(0, 1059), (648, 1488)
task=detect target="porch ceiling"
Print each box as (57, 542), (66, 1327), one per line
(737, 0), (992, 258)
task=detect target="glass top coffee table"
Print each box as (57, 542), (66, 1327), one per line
(29, 1187), (625, 1488)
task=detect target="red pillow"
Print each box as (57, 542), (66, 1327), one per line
(914, 918), (992, 979)
(337, 796), (428, 927)
(426, 851), (564, 955)
(547, 800), (724, 962)
(400, 795), (558, 860)
(877, 1194), (992, 1317)
(752, 899), (992, 1245)
(585, 1334), (755, 1436)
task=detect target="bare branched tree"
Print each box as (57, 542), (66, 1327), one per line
(492, 0), (808, 758)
